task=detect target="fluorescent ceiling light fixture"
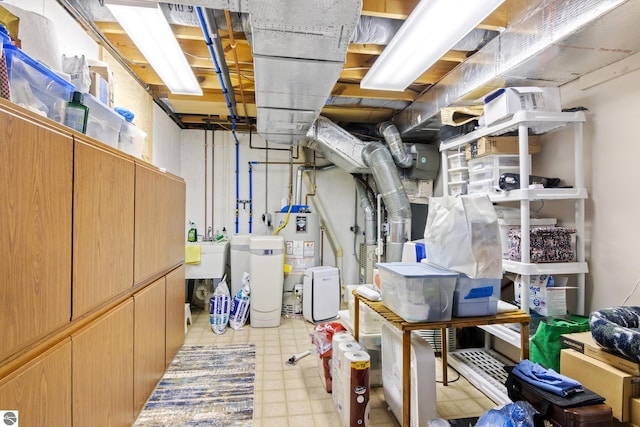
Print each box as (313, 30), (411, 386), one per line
(106, 0), (202, 95)
(360, 0), (505, 91)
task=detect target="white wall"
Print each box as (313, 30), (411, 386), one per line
(542, 52), (640, 312)
(181, 129), (362, 286)
(151, 103), (182, 175)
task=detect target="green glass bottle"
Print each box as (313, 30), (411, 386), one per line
(64, 91), (89, 133)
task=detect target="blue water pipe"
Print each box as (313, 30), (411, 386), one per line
(196, 7), (242, 233)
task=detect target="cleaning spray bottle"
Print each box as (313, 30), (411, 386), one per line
(187, 220), (197, 242)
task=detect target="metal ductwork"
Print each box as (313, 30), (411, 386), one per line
(377, 121), (413, 169)
(303, 116), (369, 174)
(354, 178), (377, 246)
(303, 117), (411, 262)
(361, 142), (411, 262)
(396, 0), (639, 139)
(242, 0), (361, 144)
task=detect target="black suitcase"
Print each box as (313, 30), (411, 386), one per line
(504, 367), (612, 427)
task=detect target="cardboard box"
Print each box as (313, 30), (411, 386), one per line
(560, 349), (640, 422)
(561, 331), (640, 376)
(483, 86), (561, 126)
(514, 275), (572, 316)
(631, 397), (640, 426)
(465, 135), (541, 160)
(89, 64), (114, 107)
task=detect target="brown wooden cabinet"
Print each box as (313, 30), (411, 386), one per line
(134, 163), (186, 284)
(165, 265), (186, 366)
(0, 339), (72, 427)
(0, 99), (186, 427)
(0, 104), (73, 362)
(133, 277), (167, 416)
(73, 138), (135, 318)
(72, 300), (135, 427)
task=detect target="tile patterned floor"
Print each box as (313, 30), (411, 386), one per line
(184, 307), (497, 426)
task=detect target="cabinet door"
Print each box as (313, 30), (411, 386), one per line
(0, 105), (73, 362)
(72, 300), (134, 427)
(133, 278), (166, 416)
(73, 139), (135, 318)
(0, 339), (72, 426)
(165, 265), (185, 365)
(134, 164), (185, 283)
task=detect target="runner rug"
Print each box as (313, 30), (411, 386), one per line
(134, 344), (255, 427)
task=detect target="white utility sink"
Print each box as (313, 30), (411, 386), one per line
(185, 241), (229, 280)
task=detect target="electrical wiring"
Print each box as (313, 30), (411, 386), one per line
(620, 276), (640, 306)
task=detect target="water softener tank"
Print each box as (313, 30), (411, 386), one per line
(274, 210), (320, 292)
(249, 235), (284, 327)
(230, 234), (251, 297)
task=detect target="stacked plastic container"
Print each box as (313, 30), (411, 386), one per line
(3, 44), (74, 123)
(376, 262), (458, 323)
(467, 154), (531, 194)
(447, 150), (468, 195)
(83, 92), (123, 148)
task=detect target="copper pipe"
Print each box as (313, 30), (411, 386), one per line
(224, 10), (249, 121)
(204, 129), (208, 235)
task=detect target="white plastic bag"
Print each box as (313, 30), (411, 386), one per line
(229, 272), (251, 330)
(209, 276), (231, 334)
(424, 194), (502, 278)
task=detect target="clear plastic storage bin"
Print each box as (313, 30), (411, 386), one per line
(83, 92), (123, 147)
(448, 167), (469, 182)
(377, 262), (458, 322)
(118, 120), (147, 158)
(467, 154), (531, 187)
(452, 275), (500, 317)
(4, 45), (74, 123)
(447, 151), (467, 169)
(448, 180), (468, 196)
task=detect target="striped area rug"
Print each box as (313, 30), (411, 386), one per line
(134, 344), (255, 427)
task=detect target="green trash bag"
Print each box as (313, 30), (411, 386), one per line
(529, 315), (590, 372)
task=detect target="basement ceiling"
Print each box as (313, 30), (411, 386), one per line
(58, 0), (509, 138)
(57, 0), (640, 143)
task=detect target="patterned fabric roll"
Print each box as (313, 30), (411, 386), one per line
(590, 306), (640, 363)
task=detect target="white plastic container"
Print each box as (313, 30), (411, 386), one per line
(347, 286), (383, 335)
(382, 321), (437, 426)
(83, 92), (123, 147)
(357, 331), (382, 386)
(118, 120), (147, 158)
(249, 235), (284, 327)
(377, 262), (458, 322)
(448, 180), (468, 196)
(447, 151), (467, 169)
(453, 275), (500, 317)
(230, 234), (251, 296)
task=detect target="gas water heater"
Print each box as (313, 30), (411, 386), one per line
(274, 208), (321, 315)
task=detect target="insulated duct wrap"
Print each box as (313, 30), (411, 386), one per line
(378, 122), (412, 168)
(354, 179), (377, 246)
(361, 143), (411, 263)
(303, 116), (369, 174)
(396, 0), (636, 138)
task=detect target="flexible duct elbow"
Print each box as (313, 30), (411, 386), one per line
(354, 179), (377, 246)
(362, 142), (412, 262)
(377, 121), (412, 169)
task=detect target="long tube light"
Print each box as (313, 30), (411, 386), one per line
(360, 0), (505, 91)
(105, 0), (202, 95)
